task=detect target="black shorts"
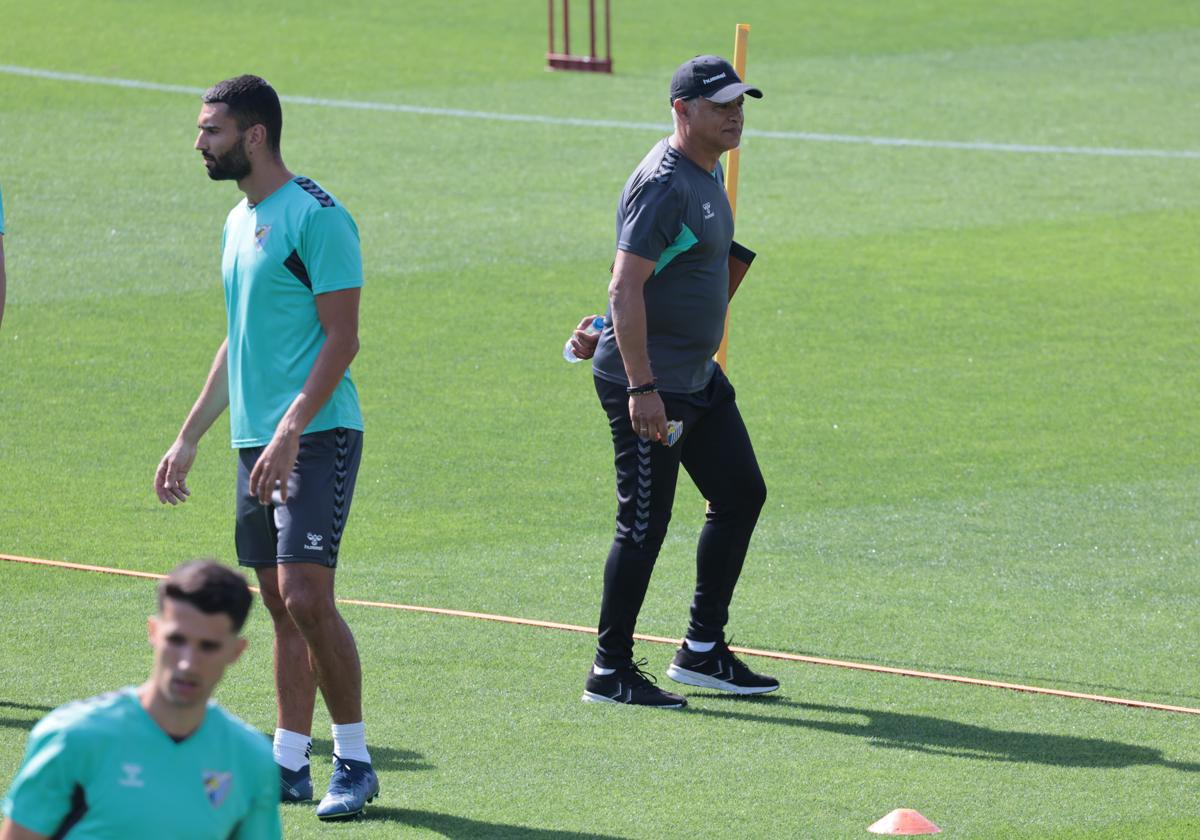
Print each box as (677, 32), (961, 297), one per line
(235, 428), (363, 569)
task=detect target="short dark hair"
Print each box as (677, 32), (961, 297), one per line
(157, 560), (253, 633)
(202, 74), (283, 153)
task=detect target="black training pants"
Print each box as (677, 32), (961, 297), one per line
(593, 366), (767, 668)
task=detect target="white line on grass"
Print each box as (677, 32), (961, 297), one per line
(4, 63), (1200, 160)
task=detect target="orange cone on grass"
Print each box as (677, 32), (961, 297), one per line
(867, 808), (941, 835)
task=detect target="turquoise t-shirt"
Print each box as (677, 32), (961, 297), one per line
(2, 688), (280, 839)
(222, 176), (364, 448)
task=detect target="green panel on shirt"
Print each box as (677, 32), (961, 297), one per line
(653, 223), (699, 275)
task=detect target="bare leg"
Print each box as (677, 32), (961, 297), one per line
(255, 566), (318, 734)
(277, 562), (363, 724)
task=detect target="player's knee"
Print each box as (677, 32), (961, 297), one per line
(615, 520), (670, 555)
(281, 586), (335, 630)
(746, 475), (767, 514)
(709, 474), (766, 520)
(252, 573), (288, 619)
(257, 585), (286, 618)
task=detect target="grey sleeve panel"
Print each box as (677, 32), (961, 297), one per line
(617, 179), (684, 263)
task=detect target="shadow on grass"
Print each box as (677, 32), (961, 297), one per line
(361, 807), (630, 838)
(0, 701), (54, 713)
(686, 696), (1200, 770)
(264, 735), (435, 773)
(0, 700), (55, 733)
(787, 649), (1200, 705)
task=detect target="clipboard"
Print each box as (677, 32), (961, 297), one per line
(728, 240), (756, 300)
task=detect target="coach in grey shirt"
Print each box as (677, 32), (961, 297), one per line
(577, 55), (780, 708)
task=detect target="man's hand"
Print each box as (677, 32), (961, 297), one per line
(568, 314), (604, 361)
(628, 392), (668, 443)
(155, 439), (197, 505)
(248, 429), (300, 505)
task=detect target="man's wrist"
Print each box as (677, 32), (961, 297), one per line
(177, 429), (202, 448)
(626, 381), (658, 396)
(275, 417), (303, 441)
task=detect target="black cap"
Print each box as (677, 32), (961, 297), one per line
(669, 55), (763, 105)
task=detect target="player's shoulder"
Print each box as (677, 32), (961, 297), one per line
(634, 138), (683, 184)
(627, 139), (688, 196)
(32, 688), (138, 743)
(288, 176), (341, 211)
(206, 703), (275, 765)
(224, 196), (251, 226)
(286, 176), (359, 240)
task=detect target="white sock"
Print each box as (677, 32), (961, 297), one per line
(331, 722), (371, 764)
(273, 728), (312, 771)
(592, 664), (616, 676)
(685, 638), (716, 653)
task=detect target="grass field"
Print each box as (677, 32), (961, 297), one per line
(2, 1), (1199, 837)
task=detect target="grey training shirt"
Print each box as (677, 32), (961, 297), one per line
(593, 138), (734, 394)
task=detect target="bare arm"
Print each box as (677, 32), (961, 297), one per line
(1, 817), (49, 840)
(154, 339), (230, 504)
(248, 287), (360, 504)
(608, 249), (668, 443)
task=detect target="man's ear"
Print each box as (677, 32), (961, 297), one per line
(245, 123), (268, 153)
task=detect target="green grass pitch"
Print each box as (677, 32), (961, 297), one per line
(1, 1), (1199, 837)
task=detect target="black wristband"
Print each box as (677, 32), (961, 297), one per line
(626, 382), (658, 395)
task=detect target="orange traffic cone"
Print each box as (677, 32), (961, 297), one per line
(867, 808), (941, 835)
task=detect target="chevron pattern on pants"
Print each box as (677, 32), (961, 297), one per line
(329, 429), (350, 562)
(632, 439), (652, 544)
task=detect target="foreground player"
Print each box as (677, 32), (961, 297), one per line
(579, 56), (779, 707)
(154, 75), (378, 820)
(1, 561), (280, 840)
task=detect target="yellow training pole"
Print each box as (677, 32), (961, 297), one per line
(715, 23), (750, 371)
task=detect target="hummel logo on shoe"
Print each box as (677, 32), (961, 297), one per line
(666, 641), (780, 695)
(582, 659), (687, 708)
(279, 763), (313, 803)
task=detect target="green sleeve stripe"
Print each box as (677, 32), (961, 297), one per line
(653, 223), (698, 275)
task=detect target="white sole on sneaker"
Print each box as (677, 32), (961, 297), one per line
(665, 663), (779, 695)
(580, 690), (686, 708)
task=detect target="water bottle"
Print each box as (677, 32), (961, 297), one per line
(563, 316), (606, 363)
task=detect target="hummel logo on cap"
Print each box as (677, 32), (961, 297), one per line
(669, 55), (763, 104)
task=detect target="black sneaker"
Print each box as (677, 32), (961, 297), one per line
(666, 641), (780, 695)
(582, 658), (688, 708)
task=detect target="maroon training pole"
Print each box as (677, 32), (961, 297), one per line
(589, 0), (597, 60)
(562, 0), (570, 57)
(604, 0), (612, 66)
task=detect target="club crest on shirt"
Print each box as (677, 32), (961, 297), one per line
(254, 225), (271, 251)
(202, 770), (233, 807)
